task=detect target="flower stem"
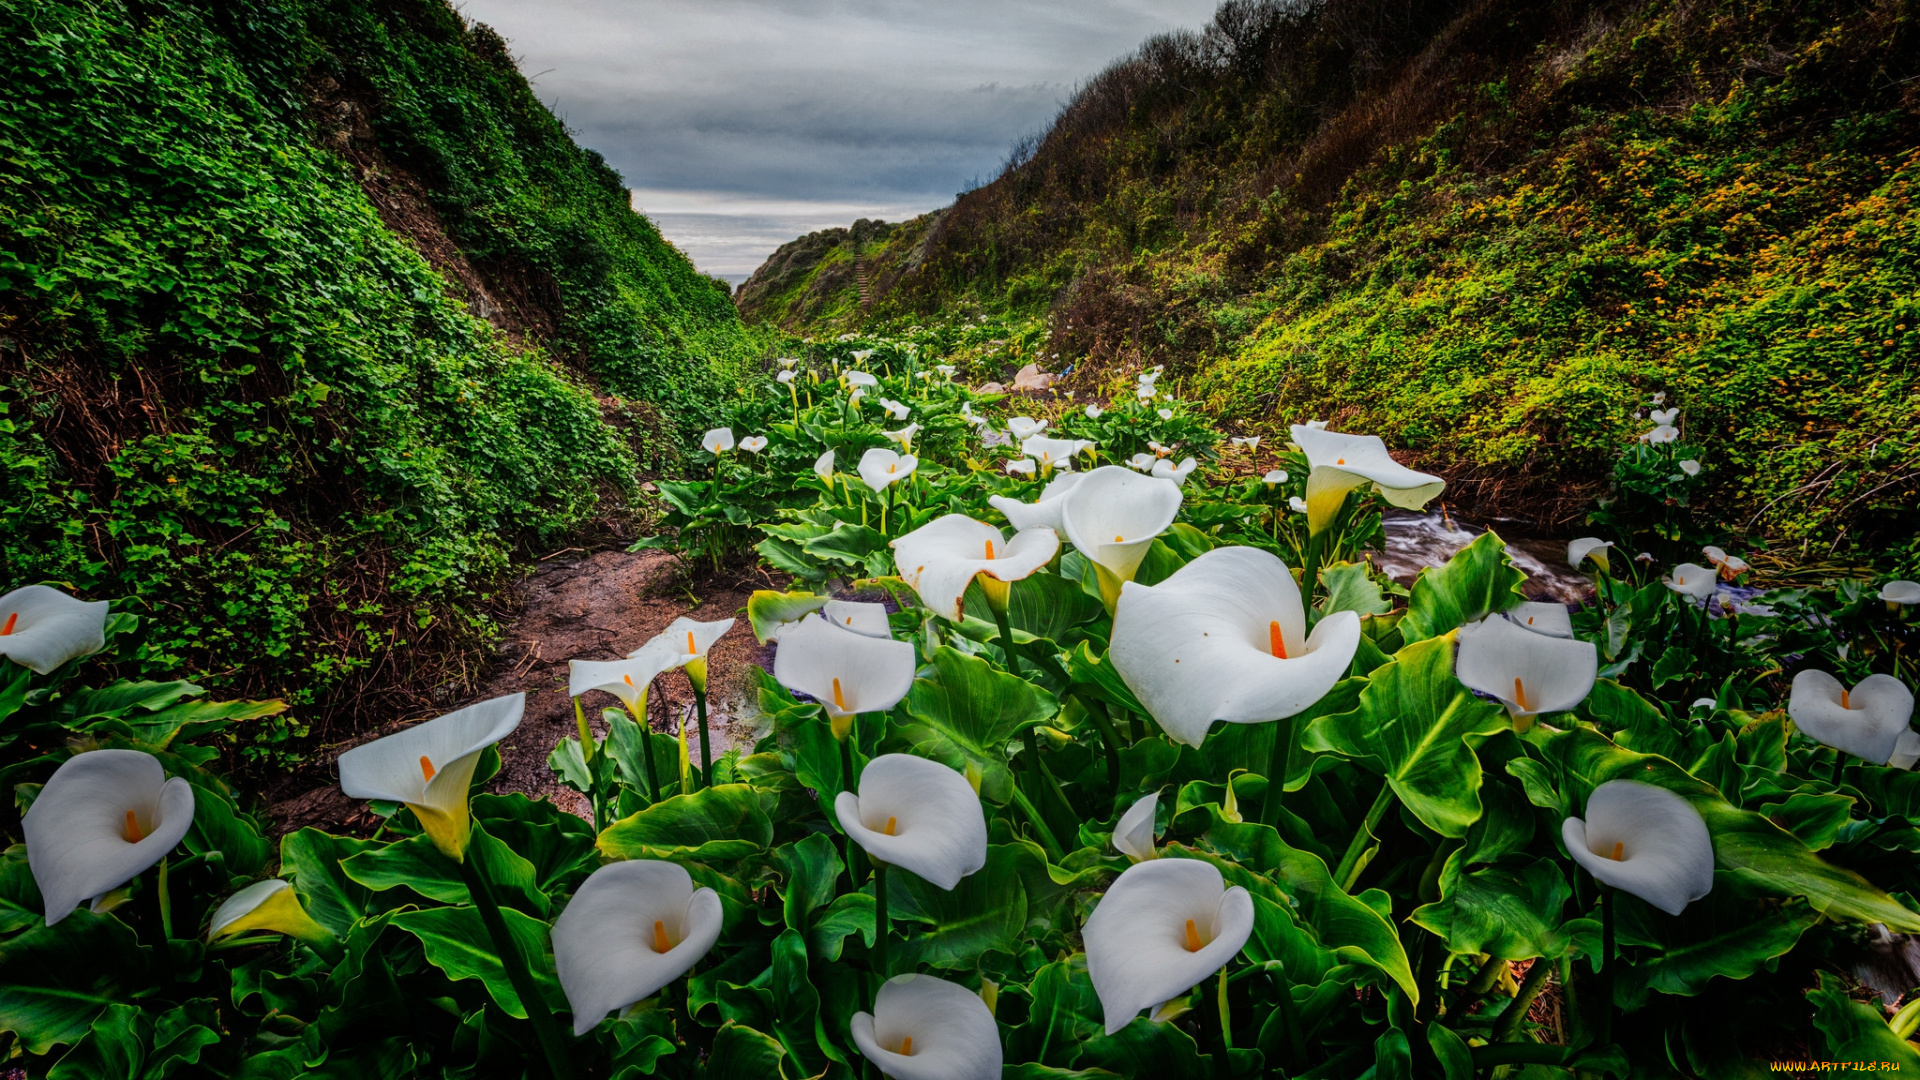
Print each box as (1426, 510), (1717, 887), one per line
(455, 844), (576, 1080)
(1008, 783), (1065, 862)
(1491, 958), (1554, 1043)
(991, 602), (1021, 678)
(1598, 884), (1616, 1045)
(1259, 714), (1295, 829)
(1210, 967), (1233, 1080)
(872, 860), (890, 988)
(1078, 692), (1124, 810)
(625, 702), (657, 803)
(1269, 969), (1307, 1074)
(157, 857), (173, 940)
(1332, 780), (1397, 891)
(840, 719), (863, 883)
(693, 683), (711, 791)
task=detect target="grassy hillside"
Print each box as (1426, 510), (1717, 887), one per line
(0, 0), (756, 745)
(739, 0), (1920, 561)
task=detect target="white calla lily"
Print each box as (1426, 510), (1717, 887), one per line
(646, 616), (735, 692)
(846, 371), (878, 387)
(776, 369), (796, 384)
(1562, 780), (1714, 916)
(773, 613), (916, 722)
(554, 860), (722, 1035)
(1005, 458), (1036, 476)
(1157, 408), (1173, 420)
(1084, 858), (1254, 1034)
(1110, 547), (1360, 747)
(739, 435), (768, 454)
(0, 585), (110, 674)
(1113, 792), (1159, 862)
(859, 448), (919, 491)
(206, 878), (334, 947)
(701, 428), (734, 454)
(851, 974), (1003, 1080)
(885, 424), (923, 452)
(1137, 386), (1156, 400)
(1567, 538), (1613, 573)
(1230, 436), (1260, 449)
(1059, 466), (1183, 603)
(1787, 670), (1920, 767)
(814, 449), (836, 482)
(1882, 580), (1920, 606)
(878, 398), (912, 421)
(1650, 408), (1680, 426)
(24, 749), (196, 925)
(1679, 459), (1701, 476)
(1127, 453), (1154, 472)
(1503, 601), (1574, 638)
(1150, 456), (1196, 485)
(337, 694), (523, 859)
(936, 364), (956, 378)
(1664, 563), (1717, 601)
(777, 356), (799, 369)
(1454, 615), (1597, 724)
(892, 515), (1059, 622)
(836, 754), (987, 890)
(1086, 405), (1104, 419)
(1641, 425), (1680, 444)
(1021, 435), (1082, 473)
(1262, 469), (1288, 485)
(1007, 417), (1047, 440)
(571, 642), (688, 712)
(1288, 496), (1308, 514)
(822, 600), (892, 639)
(1290, 425), (1445, 534)
(988, 471), (1086, 532)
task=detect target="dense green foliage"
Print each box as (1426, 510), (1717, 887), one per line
(739, 0), (1920, 560)
(0, 0), (755, 735)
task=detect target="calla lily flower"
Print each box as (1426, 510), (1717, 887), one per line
(852, 349), (875, 361)
(822, 600), (892, 639)
(1290, 425), (1445, 534)
(1083, 858), (1254, 1034)
(1005, 458), (1036, 476)
(777, 356), (799, 369)
(814, 449), (836, 482)
(1008, 417), (1047, 440)
(1562, 779), (1714, 916)
(988, 471), (1085, 532)
(1086, 405), (1104, 419)
(701, 428), (734, 454)
(1147, 441), (1172, 458)
(936, 364), (956, 378)
(207, 879), (334, 947)
(571, 643), (688, 712)
(1787, 670), (1920, 768)
(1021, 435), (1083, 473)
(1059, 466), (1183, 601)
(891, 515), (1059, 621)
(1679, 459), (1701, 476)
(1127, 453), (1154, 472)
(1150, 457), (1196, 485)
(1230, 436), (1259, 449)
(850, 387), (869, 405)
(847, 371), (879, 388)
(1503, 601), (1574, 638)
(645, 616), (735, 692)
(1137, 386), (1156, 401)
(1651, 392), (1666, 404)
(1454, 615), (1597, 724)
(851, 974), (1003, 1080)
(1881, 580), (1920, 606)
(772, 613), (917, 724)
(959, 402), (989, 428)
(338, 694), (523, 860)
(24, 749), (196, 925)
(0, 585), (110, 675)
(740, 435), (768, 454)
(879, 398), (912, 420)
(1113, 792), (1159, 862)
(1156, 408), (1173, 421)
(1262, 469), (1288, 485)
(1110, 547), (1359, 747)
(836, 753), (987, 890)
(885, 424), (923, 451)
(776, 369), (797, 384)
(1664, 563), (1717, 601)
(1650, 408), (1680, 426)
(554, 860), (722, 1036)
(1641, 425), (1680, 444)
(1567, 538), (1613, 573)
(1288, 496), (1308, 513)
(859, 448), (919, 491)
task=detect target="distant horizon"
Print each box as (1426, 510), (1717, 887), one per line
(452, 0), (1222, 281)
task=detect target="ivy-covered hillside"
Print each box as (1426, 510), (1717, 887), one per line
(737, 0), (1920, 563)
(0, 0), (759, 739)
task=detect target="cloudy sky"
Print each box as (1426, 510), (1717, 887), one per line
(454, 0), (1222, 283)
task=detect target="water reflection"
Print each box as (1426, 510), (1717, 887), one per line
(1370, 510), (1593, 604)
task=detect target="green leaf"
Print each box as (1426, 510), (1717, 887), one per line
(1649, 644), (1694, 689)
(1809, 971), (1920, 1067)
(1318, 561), (1393, 619)
(1614, 887), (1819, 1008)
(1397, 532), (1527, 643)
(803, 522), (890, 566)
(1410, 856), (1579, 960)
(46, 1003), (146, 1080)
(0, 910), (152, 1054)
(279, 828), (373, 937)
(1583, 679), (1689, 762)
(596, 783), (773, 862)
(340, 833), (467, 905)
(900, 646), (1059, 804)
(1304, 634), (1510, 837)
(1066, 642), (1150, 719)
(772, 832), (842, 933)
(889, 844), (1031, 970)
(748, 590), (826, 643)
(472, 793), (598, 899)
(389, 904), (559, 1019)
(706, 1020), (793, 1079)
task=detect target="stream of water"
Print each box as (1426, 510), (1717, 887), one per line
(1371, 509), (1593, 605)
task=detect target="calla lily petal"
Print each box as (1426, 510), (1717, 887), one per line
(1455, 616), (1596, 718)
(1291, 426), (1444, 533)
(24, 749), (196, 925)
(859, 448), (919, 491)
(1664, 563), (1717, 600)
(1083, 859), (1254, 1034)
(1567, 538), (1612, 573)
(653, 616), (734, 661)
(850, 974), (1003, 1080)
(572, 643), (687, 711)
(337, 694), (523, 859)
(1113, 792), (1158, 862)
(824, 600), (893, 638)
(701, 428), (734, 454)
(988, 471), (1086, 532)
(772, 614), (917, 717)
(814, 450), (836, 481)
(1641, 425), (1680, 444)
(847, 371), (878, 387)
(892, 515), (1059, 622)
(1650, 408), (1680, 426)
(1021, 435), (1082, 471)
(1787, 670), (1916, 765)
(1881, 581), (1920, 606)
(1008, 417), (1047, 440)
(1562, 779), (1714, 916)
(1110, 547), (1359, 747)
(1005, 458), (1036, 475)
(1262, 469), (1288, 485)
(1059, 466), (1183, 585)
(1503, 601), (1574, 638)
(740, 435), (769, 454)
(0, 585), (111, 674)
(1151, 457), (1196, 485)
(835, 754), (987, 890)
(207, 878), (334, 946)
(553, 860), (722, 1035)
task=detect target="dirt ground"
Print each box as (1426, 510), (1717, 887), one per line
(267, 550), (779, 834)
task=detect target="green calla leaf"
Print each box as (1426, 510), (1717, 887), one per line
(748, 589), (827, 643)
(803, 521), (890, 566)
(1397, 531), (1527, 643)
(706, 1020), (794, 1079)
(900, 646), (1059, 805)
(1809, 971), (1920, 1068)
(1409, 855), (1580, 960)
(389, 904), (560, 1019)
(0, 910), (153, 1055)
(1318, 560), (1394, 619)
(279, 828), (374, 938)
(888, 844), (1031, 970)
(1613, 884), (1819, 1008)
(596, 783), (774, 862)
(1304, 634), (1510, 838)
